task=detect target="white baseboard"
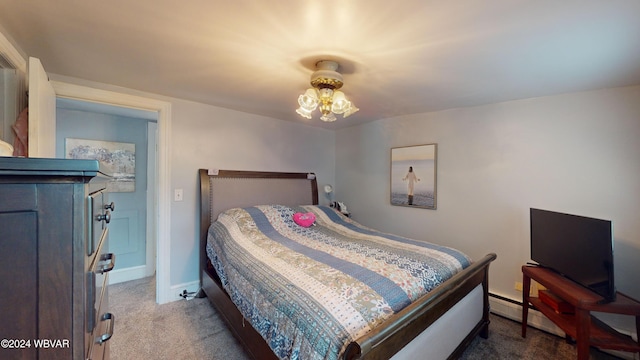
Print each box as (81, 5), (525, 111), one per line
(489, 294), (638, 360)
(109, 265), (150, 285)
(108, 266), (200, 304)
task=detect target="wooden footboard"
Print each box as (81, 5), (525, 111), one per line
(201, 252), (495, 360)
(343, 253), (496, 360)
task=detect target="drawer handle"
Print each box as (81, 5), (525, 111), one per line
(95, 313), (115, 344)
(104, 202), (115, 211)
(96, 210), (111, 224)
(98, 253), (116, 274)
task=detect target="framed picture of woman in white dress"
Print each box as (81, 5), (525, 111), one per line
(390, 144), (437, 209)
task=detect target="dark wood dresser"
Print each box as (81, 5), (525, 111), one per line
(0, 157), (116, 360)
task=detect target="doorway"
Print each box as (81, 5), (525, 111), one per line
(52, 81), (173, 304)
(56, 98), (157, 284)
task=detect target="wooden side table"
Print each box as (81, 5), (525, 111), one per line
(521, 265), (640, 360)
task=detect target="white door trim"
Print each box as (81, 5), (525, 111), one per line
(0, 31), (27, 73)
(146, 122), (158, 278)
(52, 81), (173, 304)
(28, 57), (57, 158)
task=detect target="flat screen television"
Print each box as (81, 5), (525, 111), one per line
(530, 208), (616, 303)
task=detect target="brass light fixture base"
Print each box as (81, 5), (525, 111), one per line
(310, 60), (344, 90)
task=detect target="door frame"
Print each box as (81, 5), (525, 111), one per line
(0, 31), (26, 148)
(146, 122), (158, 278)
(53, 81), (173, 304)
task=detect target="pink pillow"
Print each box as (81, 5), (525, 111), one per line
(293, 212), (316, 227)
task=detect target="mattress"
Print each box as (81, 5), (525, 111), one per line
(206, 204), (472, 360)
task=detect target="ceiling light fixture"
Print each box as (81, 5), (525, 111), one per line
(296, 60), (359, 122)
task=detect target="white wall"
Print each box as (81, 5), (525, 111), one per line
(49, 73), (336, 296)
(169, 98), (336, 285)
(335, 86), (640, 332)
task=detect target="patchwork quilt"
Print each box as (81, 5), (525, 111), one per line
(206, 205), (471, 360)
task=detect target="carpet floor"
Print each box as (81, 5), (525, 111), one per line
(109, 276), (622, 359)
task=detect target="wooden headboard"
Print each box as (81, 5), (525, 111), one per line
(198, 169), (318, 260)
(199, 169), (318, 224)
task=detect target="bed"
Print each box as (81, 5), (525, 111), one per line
(198, 169), (496, 360)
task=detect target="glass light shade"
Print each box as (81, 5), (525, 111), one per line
(320, 112), (337, 122)
(296, 106), (314, 119)
(298, 88), (319, 110)
(331, 91), (351, 114)
(343, 102), (359, 117)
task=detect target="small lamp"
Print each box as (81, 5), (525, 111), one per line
(324, 184), (333, 205)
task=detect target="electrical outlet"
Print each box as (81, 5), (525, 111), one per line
(514, 282), (523, 292)
(515, 280), (545, 295)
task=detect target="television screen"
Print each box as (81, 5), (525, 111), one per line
(530, 208), (615, 302)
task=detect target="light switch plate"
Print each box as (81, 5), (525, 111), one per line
(174, 189), (183, 201)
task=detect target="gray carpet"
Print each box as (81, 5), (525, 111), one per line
(109, 276), (621, 359)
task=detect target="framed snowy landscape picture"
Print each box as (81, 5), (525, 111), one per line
(390, 144), (437, 209)
(65, 138), (136, 192)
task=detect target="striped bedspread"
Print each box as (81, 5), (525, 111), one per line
(206, 205), (471, 360)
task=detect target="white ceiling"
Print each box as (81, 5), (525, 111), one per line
(1, 0), (640, 129)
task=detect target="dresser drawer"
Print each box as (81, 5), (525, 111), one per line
(87, 189), (114, 256)
(86, 223), (115, 360)
(87, 275), (112, 360)
(86, 247), (114, 330)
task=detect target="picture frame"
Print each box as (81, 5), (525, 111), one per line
(390, 143), (437, 209)
(65, 138), (136, 192)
